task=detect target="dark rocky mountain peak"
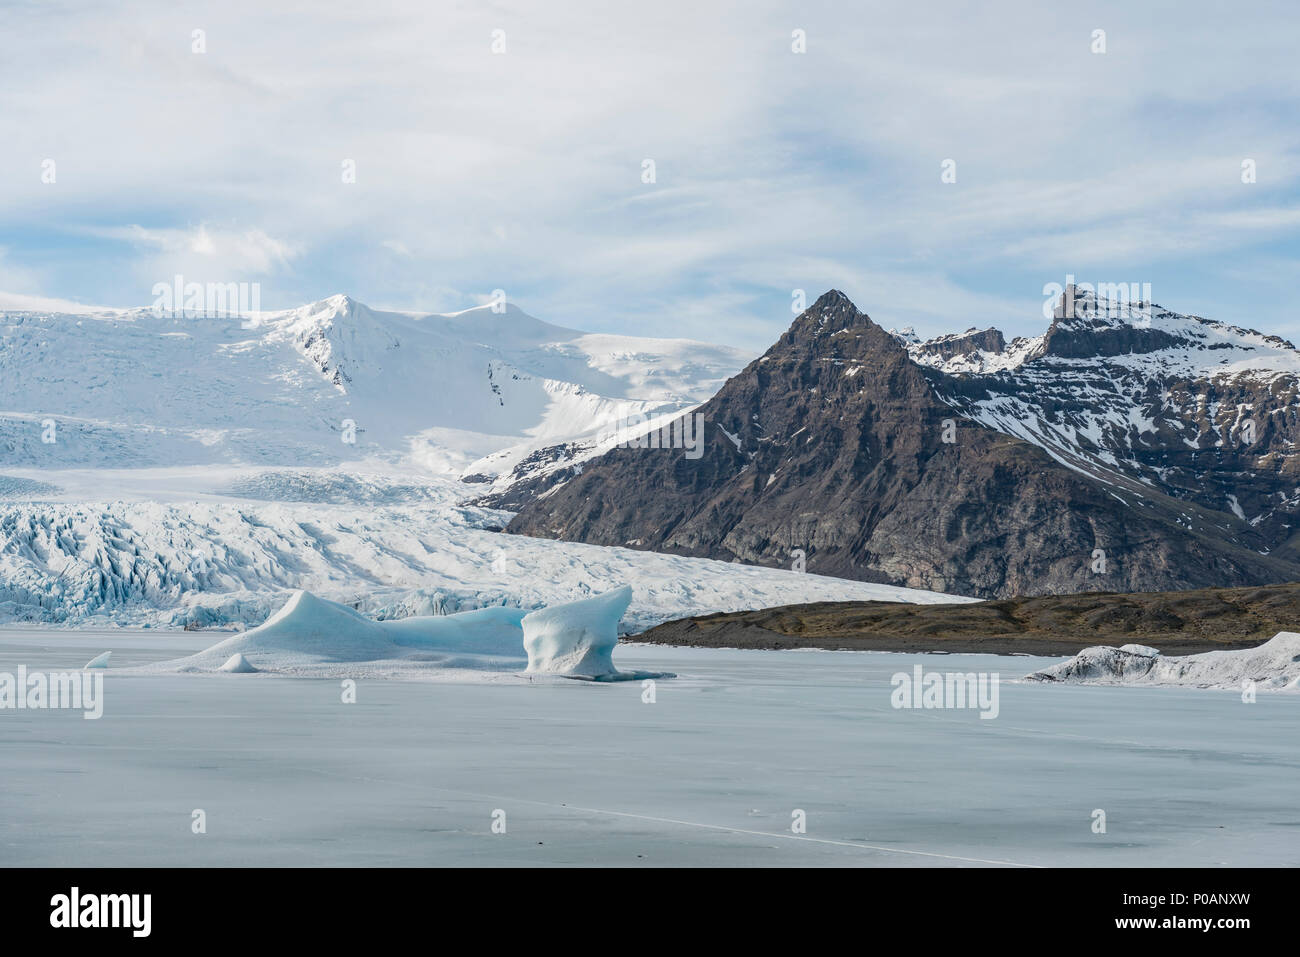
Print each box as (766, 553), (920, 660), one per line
(506, 289), (1299, 598)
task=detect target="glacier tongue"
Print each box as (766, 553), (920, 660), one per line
(0, 472), (962, 631)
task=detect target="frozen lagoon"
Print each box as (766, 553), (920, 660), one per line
(1, 628), (1297, 867)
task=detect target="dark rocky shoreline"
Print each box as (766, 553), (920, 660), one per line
(629, 582), (1300, 656)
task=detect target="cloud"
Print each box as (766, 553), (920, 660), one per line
(0, 0), (1296, 346)
(73, 224), (298, 288)
(0, 291), (111, 313)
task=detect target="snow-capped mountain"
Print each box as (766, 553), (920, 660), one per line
(0, 294), (968, 625)
(903, 287), (1300, 378)
(507, 289), (1300, 598)
(904, 287), (1300, 551)
(0, 294), (747, 481)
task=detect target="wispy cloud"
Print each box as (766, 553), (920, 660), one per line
(1, 0), (1297, 348)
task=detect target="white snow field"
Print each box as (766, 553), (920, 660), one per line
(1, 628), (1297, 867)
(1028, 634), (1300, 690)
(0, 295), (750, 480)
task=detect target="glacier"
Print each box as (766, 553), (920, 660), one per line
(0, 295), (748, 484)
(0, 295), (972, 633)
(0, 469), (963, 631)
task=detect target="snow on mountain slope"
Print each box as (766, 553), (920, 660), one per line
(907, 289), (1300, 380)
(0, 294), (748, 477)
(904, 327), (1044, 375)
(897, 288), (1300, 552)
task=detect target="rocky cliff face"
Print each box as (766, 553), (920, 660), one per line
(914, 327), (1007, 362)
(506, 290), (1300, 598)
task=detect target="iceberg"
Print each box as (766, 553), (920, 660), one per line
(128, 586), (670, 681)
(522, 586), (631, 678)
(140, 590), (529, 677)
(1027, 632), (1300, 690)
(84, 651), (111, 669)
(219, 653), (258, 673)
(1119, 643), (1161, 657)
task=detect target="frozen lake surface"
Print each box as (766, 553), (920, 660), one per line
(1, 628), (1296, 867)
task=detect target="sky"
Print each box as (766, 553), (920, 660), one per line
(1, 0), (1298, 350)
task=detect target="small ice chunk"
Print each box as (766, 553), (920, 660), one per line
(84, 651), (111, 669)
(219, 652), (257, 673)
(522, 585), (632, 677)
(1028, 632), (1300, 690)
(1119, 643), (1161, 657)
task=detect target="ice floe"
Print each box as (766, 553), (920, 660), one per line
(1027, 632), (1300, 690)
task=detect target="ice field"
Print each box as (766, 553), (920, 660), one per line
(2, 627), (1296, 867)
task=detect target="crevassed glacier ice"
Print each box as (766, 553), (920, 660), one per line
(1027, 632), (1300, 690)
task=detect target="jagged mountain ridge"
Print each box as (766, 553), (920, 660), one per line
(506, 290), (1300, 598)
(904, 287), (1300, 560)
